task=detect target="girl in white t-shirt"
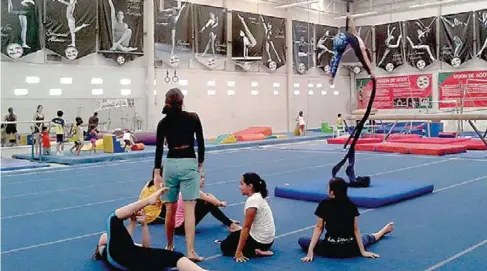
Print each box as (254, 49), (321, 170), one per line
(219, 172), (276, 262)
(296, 111), (306, 136)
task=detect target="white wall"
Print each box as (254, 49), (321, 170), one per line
(1, 0), (351, 138)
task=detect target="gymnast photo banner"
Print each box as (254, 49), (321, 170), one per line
(315, 24), (338, 73)
(98, 0), (144, 63)
(260, 15), (286, 72)
(356, 74), (433, 109)
(1, 0), (41, 59)
(193, 4), (226, 70)
(439, 12), (473, 68)
(340, 25), (372, 70)
(438, 71), (487, 108)
(231, 11), (264, 71)
(155, 1), (192, 68)
(476, 9), (487, 62)
(405, 17), (437, 70)
(292, 20), (314, 74)
(375, 22), (404, 72)
(45, 0), (96, 60)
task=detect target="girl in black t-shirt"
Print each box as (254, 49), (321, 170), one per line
(298, 177), (394, 261)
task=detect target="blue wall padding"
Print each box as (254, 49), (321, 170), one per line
(274, 178), (434, 208)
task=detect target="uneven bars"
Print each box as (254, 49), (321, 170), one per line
(345, 113), (487, 121)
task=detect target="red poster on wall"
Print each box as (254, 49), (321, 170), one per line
(438, 71), (487, 108)
(356, 74), (433, 109)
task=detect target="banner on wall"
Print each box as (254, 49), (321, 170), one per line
(439, 12), (473, 68)
(375, 22), (404, 72)
(155, 1), (192, 68)
(98, 0), (144, 64)
(260, 15), (286, 72)
(315, 25), (338, 73)
(1, 0), (41, 59)
(476, 9), (487, 62)
(292, 20), (314, 74)
(438, 71), (487, 108)
(45, 0), (96, 60)
(231, 11), (264, 71)
(193, 4), (226, 70)
(405, 17), (437, 70)
(356, 74), (433, 109)
(340, 25), (372, 73)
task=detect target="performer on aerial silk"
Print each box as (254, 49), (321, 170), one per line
(327, 6), (377, 188)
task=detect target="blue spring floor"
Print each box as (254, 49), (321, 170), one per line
(1, 158), (50, 171)
(1, 141), (486, 271)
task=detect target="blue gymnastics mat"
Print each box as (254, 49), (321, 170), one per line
(11, 149), (155, 165)
(274, 178), (434, 208)
(0, 158), (50, 171)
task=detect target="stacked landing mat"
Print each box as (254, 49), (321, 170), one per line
(233, 127), (273, 142)
(275, 179), (434, 208)
(356, 137), (486, 155)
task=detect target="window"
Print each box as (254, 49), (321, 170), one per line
(121, 89), (131, 96)
(207, 80), (216, 86)
(251, 90), (259, 95)
(25, 76), (40, 84)
(227, 90), (235, 96)
(60, 77), (72, 84)
(207, 90), (216, 96)
(49, 88), (63, 96)
(14, 89), (28, 96)
(91, 78), (103, 84)
(227, 81), (235, 87)
(120, 79), (131, 85)
(179, 79), (188, 86)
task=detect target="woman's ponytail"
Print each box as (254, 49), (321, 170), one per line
(243, 172), (269, 198)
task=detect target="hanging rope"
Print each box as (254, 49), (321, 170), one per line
(331, 0), (376, 188)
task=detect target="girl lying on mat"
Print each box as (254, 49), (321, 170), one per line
(298, 177), (394, 261)
(92, 188), (209, 271)
(173, 174), (242, 235)
(218, 173), (276, 262)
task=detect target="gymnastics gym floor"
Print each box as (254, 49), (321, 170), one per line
(2, 141), (486, 271)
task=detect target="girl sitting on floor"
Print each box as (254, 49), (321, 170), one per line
(92, 187), (209, 271)
(139, 170), (167, 225)
(219, 172), (276, 263)
(174, 174), (242, 235)
(298, 177), (394, 262)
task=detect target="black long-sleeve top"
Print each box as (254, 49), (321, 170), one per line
(154, 111), (205, 169)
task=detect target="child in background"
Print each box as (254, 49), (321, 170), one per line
(296, 111), (306, 136)
(123, 130), (133, 152)
(70, 117), (84, 156)
(89, 127), (98, 154)
(41, 126), (51, 155)
(52, 110), (66, 156)
(336, 113), (344, 136)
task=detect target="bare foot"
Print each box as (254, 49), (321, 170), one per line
(187, 251), (204, 262)
(146, 188), (168, 205)
(381, 222), (395, 236)
(255, 249), (273, 257)
(228, 223), (242, 232)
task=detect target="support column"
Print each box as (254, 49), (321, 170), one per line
(146, 0), (156, 130)
(286, 8), (294, 133)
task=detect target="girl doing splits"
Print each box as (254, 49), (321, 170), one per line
(92, 188), (209, 271)
(328, 13), (374, 86)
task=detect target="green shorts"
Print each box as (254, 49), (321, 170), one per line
(163, 158), (200, 203)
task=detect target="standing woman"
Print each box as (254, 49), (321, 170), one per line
(153, 88), (205, 262)
(32, 105), (44, 156)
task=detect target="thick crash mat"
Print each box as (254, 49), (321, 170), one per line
(438, 132), (457, 138)
(274, 178), (434, 208)
(356, 142), (467, 156)
(464, 140), (487, 150)
(387, 137), (471, 145)
(236, 133), (265, 141)
(232, 127), (273, 137)
(326, 137), (383, 145)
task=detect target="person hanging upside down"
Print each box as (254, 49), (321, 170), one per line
(92, 188), (210, 271)
(328, 13), (375, 86)
(218, 173), (276, 262)
(298, 177), (394, 261)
